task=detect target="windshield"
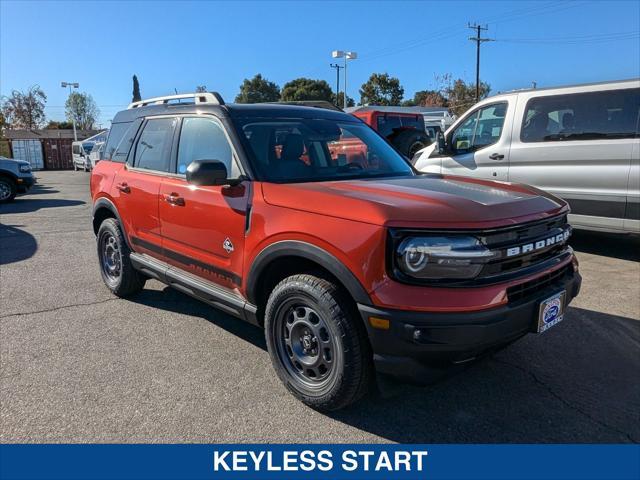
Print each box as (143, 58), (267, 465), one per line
(233, 117), (414, 182)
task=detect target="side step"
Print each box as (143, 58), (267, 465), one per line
(130, 253), (259, 326)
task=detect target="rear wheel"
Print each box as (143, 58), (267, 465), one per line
(0, 177), (17, 203)
(265, 274), (373, 411)
(391, 129), (431, 158)
(97, 218), (146, 297)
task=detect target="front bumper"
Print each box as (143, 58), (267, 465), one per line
(358, 266), (581, 382)
(16, 175), (35, 193)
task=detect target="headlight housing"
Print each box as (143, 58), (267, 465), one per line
(394, 235), (496, 280)
(19, 164), (31, 173)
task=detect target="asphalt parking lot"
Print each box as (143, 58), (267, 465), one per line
(1, 171), (639, 443)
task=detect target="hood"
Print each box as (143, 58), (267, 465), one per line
(261, 175), (567, 229)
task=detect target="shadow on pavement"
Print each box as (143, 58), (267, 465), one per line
(128, 286), (267, 351)
(571, 230), (639, 262)
(121, 281), (640, 443)
(0, 198), (85, 214)
(22, 184), (60, 196)
(0, 224), (38, 265)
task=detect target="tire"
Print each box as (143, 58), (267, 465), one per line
(265, 274), (373, 411)
(0, 176), (17, 203)
(390, 129), (431, 158)
(97, 218), (146, 297)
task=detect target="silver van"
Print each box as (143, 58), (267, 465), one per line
(413, 79), (640, 234)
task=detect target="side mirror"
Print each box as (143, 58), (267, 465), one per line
(186, 160), (229, 186)
(436, 131), (446, 155)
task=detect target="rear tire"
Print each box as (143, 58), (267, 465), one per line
(0, 177), (17, 203)
(265, 274), (373, 411)
(391, 129), (431, 158)
(97, 218), (146, 297)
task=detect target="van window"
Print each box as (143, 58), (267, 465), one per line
(176, 117), (239, 176)
(133, 117), (177, 172)
(521, 87), (640, 142)
(72, 144), (81, 155)
(450, 103), (507, 153)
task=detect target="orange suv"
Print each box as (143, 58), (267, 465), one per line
(91, 92), (581, 410)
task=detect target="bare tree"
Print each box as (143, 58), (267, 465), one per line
(1, 86), (47, 129)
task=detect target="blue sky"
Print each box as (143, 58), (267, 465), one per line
(1, 0), (639, 127)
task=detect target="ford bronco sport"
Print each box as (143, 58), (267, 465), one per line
(91, 92), (581, 410)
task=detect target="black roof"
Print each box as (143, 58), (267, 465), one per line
(112, 102), (358, 124)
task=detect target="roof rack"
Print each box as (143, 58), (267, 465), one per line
(127, 92), (225, 109)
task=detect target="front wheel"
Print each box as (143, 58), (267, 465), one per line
(0, 177), (17, 203)
(265, 274), (373, 411)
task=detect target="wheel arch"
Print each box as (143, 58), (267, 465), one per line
(246, 241), (371, 315)
(92, 197), (131, 249)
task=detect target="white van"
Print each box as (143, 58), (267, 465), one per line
(413, 79), (640, 234)
(72, 141), (94, 171)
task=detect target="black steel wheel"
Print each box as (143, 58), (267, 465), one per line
(265, 274), (373, 410)
(0, 177), (17, 203)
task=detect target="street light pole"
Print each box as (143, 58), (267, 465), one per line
(331, 51), (357, 109)
(61, 81), (79, 141)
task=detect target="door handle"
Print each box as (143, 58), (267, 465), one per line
(116, 182), (130, 193)
(489, 153), (505, 160)
(163, 193), (185, 206)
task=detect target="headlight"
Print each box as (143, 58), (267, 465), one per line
(19, 164), (31, 173)
(395, 236), (496, 280)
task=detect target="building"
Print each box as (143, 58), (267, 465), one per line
(1, 129), (101, 170)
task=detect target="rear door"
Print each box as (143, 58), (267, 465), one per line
(441, 99), (515, 181)
(158, 115), (249, 291)
(113, 116), (177, 256)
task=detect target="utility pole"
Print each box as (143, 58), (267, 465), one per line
(329, 63), (344, 107)
(468, 23), (493, 102)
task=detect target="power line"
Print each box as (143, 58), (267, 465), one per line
(468, 23), (493, 102)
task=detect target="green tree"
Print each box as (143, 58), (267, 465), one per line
(65, 92), (100, 130)
(403, 90), (448, 107)
(332, 92), (355, 108)
(280, 78), (333, 102)
(45, 120), (75, 129)
(359, 73), (404, 106)
(132, 75), (141, 103)
(1, 86), (47, 129)
(235, 74), (280, 103)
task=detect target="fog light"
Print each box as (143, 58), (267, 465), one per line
(368, 317), (390, 330)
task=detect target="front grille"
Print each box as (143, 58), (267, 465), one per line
(479, 215), (570, 277)
(507, 264), (572, 302)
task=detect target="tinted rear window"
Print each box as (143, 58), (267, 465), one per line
(104, 119), (142, 163)
(376, 114), (423, 138)
(521, 87), (640, 142)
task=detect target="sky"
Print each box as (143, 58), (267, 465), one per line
(1, 0), (639, 127)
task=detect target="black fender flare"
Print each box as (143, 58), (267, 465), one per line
(246, 240), (371, 306)
(92, 197), (131, 249)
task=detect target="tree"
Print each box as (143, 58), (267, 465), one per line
(45, 120), (74, 129)
(445, 78), (491, 116)
(359, 73), (404, 106)
(1, 86), (47, 129)
(234, 74), (281, 103)
(132, 75), (141, 102)
(403, 90), (448, 108)
(65, 92), (100, 130)
(332, 92), (355, 108)
(280, 78), (333, 102)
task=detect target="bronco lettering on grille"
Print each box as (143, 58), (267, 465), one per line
(505, 228), (571, 258)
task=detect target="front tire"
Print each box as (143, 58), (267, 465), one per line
(265, 274), (373, 411)
(97, 218), (146, 297)
(0, 177), (17, 203)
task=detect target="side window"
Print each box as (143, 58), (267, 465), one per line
(72, 144), (81, 155)
(521, 88), (639, 142)
(133, 118), (176, 172)
(450, 103), (507, 153)
(104, 120), (142, 163)
(176, 116), (239, 177)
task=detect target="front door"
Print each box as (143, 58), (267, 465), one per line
(159, 115), (249, 291)
(114, 116), (177, 257)
(442, 100), (513, 181)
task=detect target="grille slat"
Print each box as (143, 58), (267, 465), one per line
(507, 265), (571, 302)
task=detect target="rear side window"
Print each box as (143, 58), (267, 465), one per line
(133, 117), (177, 172)
(377, 114), (423, 138)
(521, 87), (640, 142)
(104, 120), (142, 163)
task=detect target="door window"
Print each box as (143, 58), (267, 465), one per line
(450, 103), (508, 153)
(133, 117), (176, 172)
(176, 116), (239, 176)
(521, 88), (639, 142)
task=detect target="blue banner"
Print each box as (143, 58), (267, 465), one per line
(1, 444), (638, 480)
